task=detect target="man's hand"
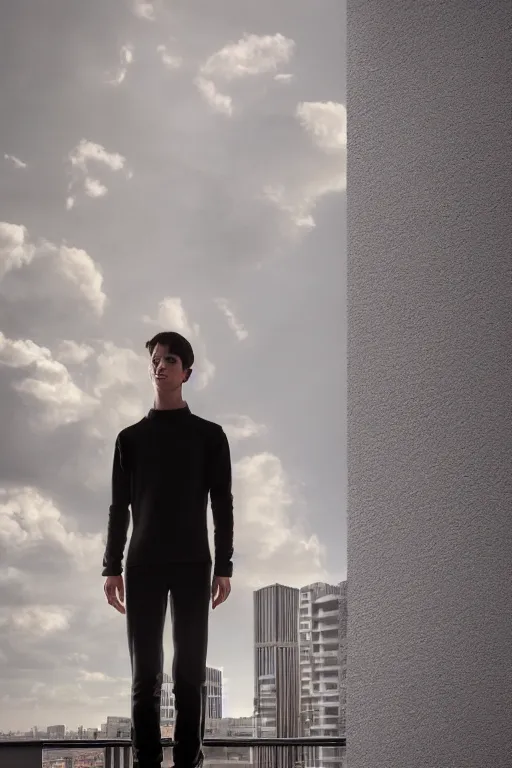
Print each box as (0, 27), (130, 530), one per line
(104, 575), (125, 614)
(212, 576), (231, 609)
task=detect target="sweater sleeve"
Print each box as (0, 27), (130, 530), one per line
(102, 434), (131, 577)
(209, 427), (234, 578)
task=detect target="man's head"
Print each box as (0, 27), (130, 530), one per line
(145, 331), (194, 392)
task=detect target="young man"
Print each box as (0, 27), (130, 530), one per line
(102, 331), (234, 768)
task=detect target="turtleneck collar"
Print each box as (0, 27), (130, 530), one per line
(147, 404), (191, 420)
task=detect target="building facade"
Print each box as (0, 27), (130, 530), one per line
(160, 666), (223, 728)
(105, 716), (131, 739)
(254, 584), (300, 768)
(299, 582), (347, 768)
(206, 666), (223, 720)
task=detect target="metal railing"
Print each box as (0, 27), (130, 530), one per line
(0, 736), (346, 768)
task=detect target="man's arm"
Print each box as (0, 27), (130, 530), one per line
(102, 434), (131, 577)
(209, 427), (234, 578)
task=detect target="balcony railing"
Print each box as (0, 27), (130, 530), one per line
(0, 736), (346, 768)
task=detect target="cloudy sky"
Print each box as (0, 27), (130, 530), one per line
(0, 0), (346, 732)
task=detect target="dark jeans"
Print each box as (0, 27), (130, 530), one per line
(125, 562), (211, 768)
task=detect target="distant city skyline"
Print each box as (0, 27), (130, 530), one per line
(0, 0), (346, 731)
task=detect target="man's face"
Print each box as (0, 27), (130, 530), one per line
(150, 343), (190, 391)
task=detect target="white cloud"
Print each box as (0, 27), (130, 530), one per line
(92, 342), (148, 397)
(1, 224), (107, 317)
(215, 298), (248, 341)
(262, 184), (316, 231)
(56, 340), (94, 365)
(220, 415), (266, 442)
(195, 77), (233, 116)
(10, 606), (71, 636)
(196, 33), (295, 115)
(54, 245), (107, 315)
(133, 0), (155, 20)
(4, 153), (27, 169)
(274, 73), (293, 83)
(67, 140), (130, 207)
(296, 101), (347, 152)
(0, 485), (123, 721)
(0, 333), (155, 481)
(122, 45), (134, 66)
(233, 453), (327, 588)
(69, 342), (149, 477)
(0, 334), (149, 481)
(201, 33), (295, 80)
(147, 297), (193, 336)
(84, 177), (108, 198)
(0, 333), (98, 428)
(143, 297), (215, 390)
(78, 670), (117, 683)
(0, 486), (103, 571)
(70, 140), (126, 174)
(157, 44), (183, 70)
(0, 222), (36, 278)
(262, 101), (347, 233)
(87, 342), (148, 443)
(107, 44), (134, 86)
(195, 357), (215, 392)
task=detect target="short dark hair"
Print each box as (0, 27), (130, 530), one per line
(145, 331), (194, 370)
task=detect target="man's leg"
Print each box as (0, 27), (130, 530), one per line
(126, 565), (169, 768)
(169, 563), (211, 768)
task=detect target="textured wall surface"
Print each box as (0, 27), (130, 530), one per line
(346, 2), (511, 767)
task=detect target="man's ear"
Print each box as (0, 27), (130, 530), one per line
(183, 368), (192, 383)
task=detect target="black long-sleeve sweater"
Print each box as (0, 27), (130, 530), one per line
(102, 406), (234, 578)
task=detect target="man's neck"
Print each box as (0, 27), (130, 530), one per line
(153, 392), (187, 411)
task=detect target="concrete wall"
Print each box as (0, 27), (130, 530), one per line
(346, 2), (512, 767)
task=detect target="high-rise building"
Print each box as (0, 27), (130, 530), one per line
(106, 716), (131, 739)
(161, 673), (175, 727)
(253, 584), (300, 768)
(299, 581), (347, 768)
(47, 724), (66, 739)
(206, 666), (223, 720)
(160, 666), (223, 728)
